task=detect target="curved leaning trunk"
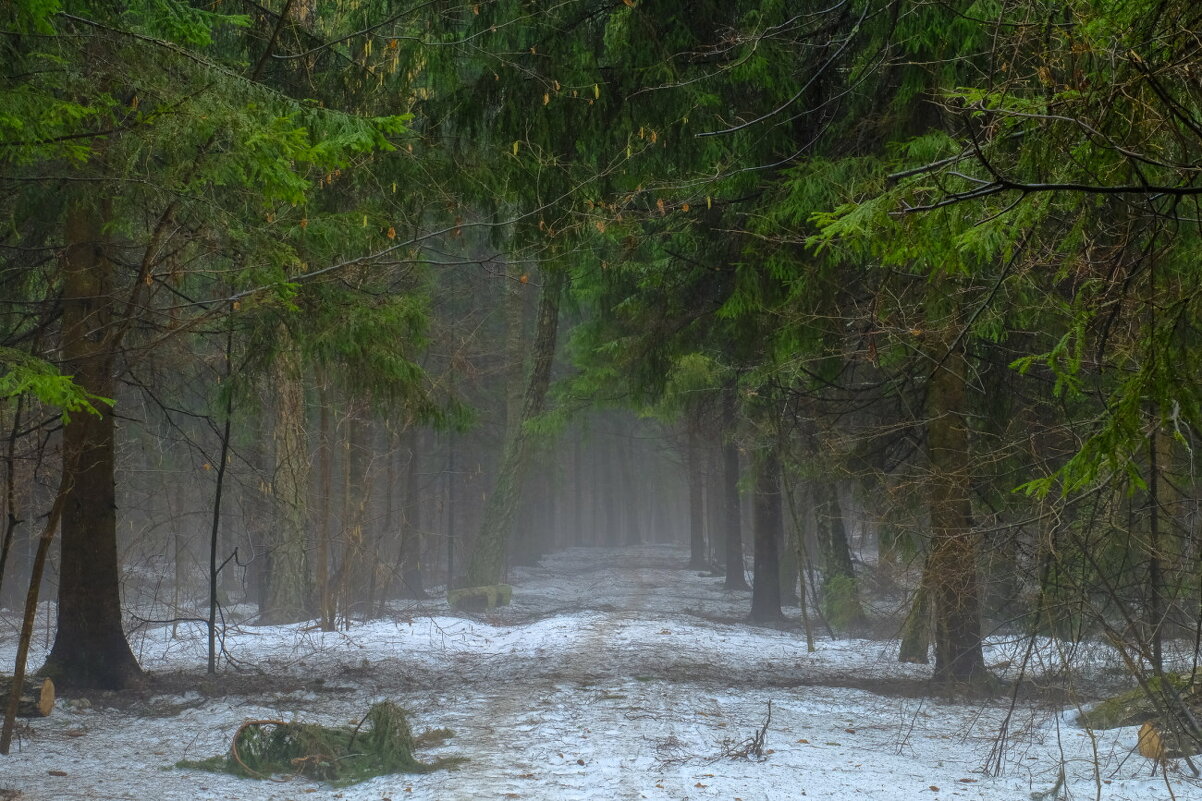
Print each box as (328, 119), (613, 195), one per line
(463, 268), (565, 591)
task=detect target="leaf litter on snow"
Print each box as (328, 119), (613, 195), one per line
(1, 544), (1200, 800)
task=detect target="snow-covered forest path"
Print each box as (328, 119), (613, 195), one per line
(0, 545), (1191, 800)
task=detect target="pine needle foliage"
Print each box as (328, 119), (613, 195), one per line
(812, 0), (1202, 498)
(0, 347), (110, 420)
(177, 702), (462, 787)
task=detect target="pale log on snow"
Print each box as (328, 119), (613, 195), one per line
(1, 676), (54, 717)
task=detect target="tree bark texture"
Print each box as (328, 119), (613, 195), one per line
(572, 431), (584, 544)
(926, 343), (986, 684)
(261, 337), (311, 624)
(782, 475), (817, 651)
(397, 430), (427, 598)
(816, 481), (867, 631)
(706, 442), (722, 567)
(337, 412), (372, 618)
(207, 337), (233, 673)
(1146, 426), (1165, 674)
(41, 199), (143, 690)
(0, 398), (24, 607)
(722, 389), (749, 591)
(778, 521), (800, 606)
(898, 562), (932, 664)
(464, 269), (565, 589)
(750, 446), (783, 621)
(371, 432), (398, 616)
(686, 417), (707, 570)
(315, 380), (334, 630)
(2, 461), (70, 753)
(619, 434), (642, 546)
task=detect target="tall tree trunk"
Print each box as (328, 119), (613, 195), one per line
(722, 389), (749, 590)
(686, 416), (707, 570)
(898, 560), (932, 664)
(170, 481), (185, 637)
(750, 446), (783, 621)
(261, 336), (311, 624)
(927, 340), (986, 685)
(339, 412), (372, 619)
(0, 397), (24, 607)
(373, 434), (396, 616)
(446, 431), (457, 589)
(397, 429), (427, 599)
(2, 458), (71, 752)
(41, 199), (142, 690)
(591, 436), (605, 545)
(464, 269), (564, 590)
(817, 481), (867, 631)
(364, 422), (386, 618)
(706, 439), (722, 568)
(1146, 424), (1164, 674)
(207, 336), (234, 673)
(782, 473), (817, 651)
(603, 435), (621, 545)
(572, 429), (584, 546)
(619, 433), (642, 545)
(778, 521), (800, 606)
(315, 379), (334, 630)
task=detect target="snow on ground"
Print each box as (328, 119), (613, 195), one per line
(1, 545), (1198, 800)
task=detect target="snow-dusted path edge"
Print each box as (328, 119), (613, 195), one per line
(1, 545), (1196, 800)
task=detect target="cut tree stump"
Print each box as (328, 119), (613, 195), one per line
(1, 677), (55, 717)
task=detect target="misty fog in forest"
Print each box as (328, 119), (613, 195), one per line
(4, 1), (1202, 800)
